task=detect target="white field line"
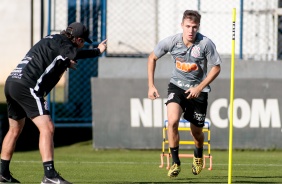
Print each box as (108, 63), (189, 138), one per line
(11, 160), (282, 167)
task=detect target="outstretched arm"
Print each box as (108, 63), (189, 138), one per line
(75, 39), (107, 59)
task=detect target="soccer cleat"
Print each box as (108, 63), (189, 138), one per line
(192, 156), (203, 175)
(167, 163), (181, 177)
(0, 174), (20, 183)
(41, 172), (72, 184)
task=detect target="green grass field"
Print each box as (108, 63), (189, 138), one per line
(7, 141), (282, 183)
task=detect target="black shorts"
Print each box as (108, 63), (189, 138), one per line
(4, 81), (50, 120)
(166, 83), (208, 127)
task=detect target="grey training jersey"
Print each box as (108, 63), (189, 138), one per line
(154, 33), (222, 92)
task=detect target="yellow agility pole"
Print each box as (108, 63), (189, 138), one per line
(228, 8), (236, 184)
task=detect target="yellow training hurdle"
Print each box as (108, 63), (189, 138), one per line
(159, 119), (212, 170)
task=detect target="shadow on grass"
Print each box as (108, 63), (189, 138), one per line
(127, 175), (282, 184)
(232, 175), (282, 183)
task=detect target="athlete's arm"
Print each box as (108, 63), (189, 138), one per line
(147, 52), (160, 100)
(186, 64), (221, 99)
(75, 48), (101, 60)
(75, 39), (107, 59)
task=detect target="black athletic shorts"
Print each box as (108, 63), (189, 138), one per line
(4, 81), (50, 120)
(165, 83), (208, 127)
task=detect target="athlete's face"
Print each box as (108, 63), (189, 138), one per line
(75, 37), (85, 48)
(181, 18), (200, 44)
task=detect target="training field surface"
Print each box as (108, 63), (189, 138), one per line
(9, 141), (282, 183)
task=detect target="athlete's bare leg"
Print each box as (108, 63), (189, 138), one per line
(167, 102), (183, 148)
(190, 123), (204, 148)
(32, 115), (54, 162)
(1, 118), (25, 160)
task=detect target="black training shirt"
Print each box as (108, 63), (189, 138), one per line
(6, 34), (101, 96)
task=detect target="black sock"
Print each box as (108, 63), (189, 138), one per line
(43, 161), (56, 178)
(194, 147), (203, 158)
(170, 147), (180, 165)
(0, 159), (10, 177)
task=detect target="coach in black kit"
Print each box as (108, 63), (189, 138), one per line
(0, 22), (107, 184)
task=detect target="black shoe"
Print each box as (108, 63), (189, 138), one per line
(0, 174), (20, 183)
(41, 173), (72, 184)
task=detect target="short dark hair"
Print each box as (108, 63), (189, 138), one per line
(182, 10), (201, 24)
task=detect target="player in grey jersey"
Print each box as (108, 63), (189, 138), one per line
(147, 10), (221, 177)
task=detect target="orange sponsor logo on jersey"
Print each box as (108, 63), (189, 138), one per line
(176, 60), (198, 72)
